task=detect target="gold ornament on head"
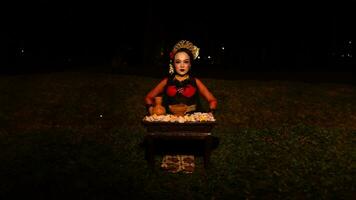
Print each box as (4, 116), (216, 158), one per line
(171, 40), (200, 60)
(168, 40), (199, 75)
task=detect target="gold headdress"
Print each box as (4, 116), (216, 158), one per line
(170, 40), (200, 60)
(169, 40), (200, 75)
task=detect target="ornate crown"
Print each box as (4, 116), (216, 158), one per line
(170, 40), (200, 60)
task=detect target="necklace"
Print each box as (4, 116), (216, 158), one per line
(174, 74), (189, 82)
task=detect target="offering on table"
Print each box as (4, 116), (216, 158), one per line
(143, 112), (215, 123)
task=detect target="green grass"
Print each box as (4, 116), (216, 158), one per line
(0, 71), (355, 199)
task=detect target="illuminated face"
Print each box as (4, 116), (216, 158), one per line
(174, 52), (191, 76)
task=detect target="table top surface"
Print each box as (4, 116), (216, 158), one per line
(142, 120), (217, 134)
(143, 120), (216, 125)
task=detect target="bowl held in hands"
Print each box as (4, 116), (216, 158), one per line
(169, 104), (188, 116)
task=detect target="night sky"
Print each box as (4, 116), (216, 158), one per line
(2, 1), (354, 73)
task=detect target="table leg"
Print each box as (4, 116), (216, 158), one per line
(145, 136), (155, 169)
(204, 135), (212, 168)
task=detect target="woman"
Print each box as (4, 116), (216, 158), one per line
(145, 40), (217, 115)
(144, 40), (218, 173)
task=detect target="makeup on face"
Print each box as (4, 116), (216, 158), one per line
(174, 52), (191, 76)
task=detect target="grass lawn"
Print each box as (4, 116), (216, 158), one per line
(0, 71), (355, 199)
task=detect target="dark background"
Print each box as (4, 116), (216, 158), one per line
(1, 1), (355, 78)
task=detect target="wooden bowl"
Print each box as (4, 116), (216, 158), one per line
(169, 104), (188, 116)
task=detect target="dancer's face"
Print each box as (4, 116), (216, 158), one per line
(174, 52), (191, 76)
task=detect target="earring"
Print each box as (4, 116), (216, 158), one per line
(169, 63), (174, 75)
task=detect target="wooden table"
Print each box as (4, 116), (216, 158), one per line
(142, 120), (217, 169)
